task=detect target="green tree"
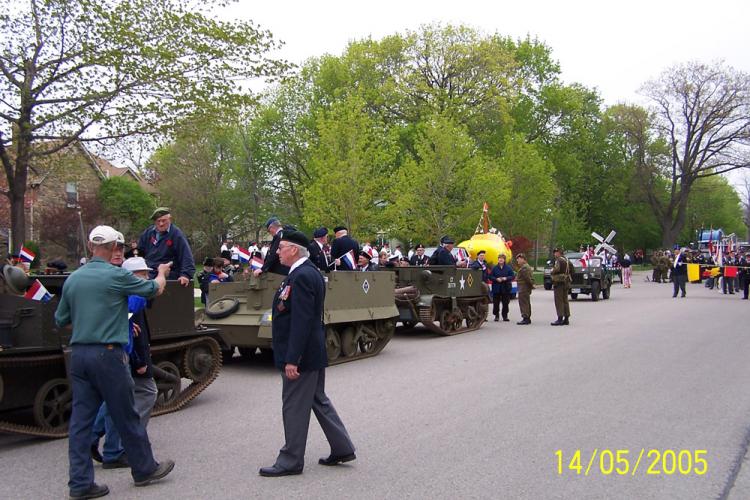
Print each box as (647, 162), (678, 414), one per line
(98, 176), (154, 239)
(0, 0), (288, 253)
(680, 176), (744, 243)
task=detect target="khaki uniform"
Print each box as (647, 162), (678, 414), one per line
(551, 255), (571, 319)
(516, 263), (535, 320)
(652, 252), (662, 283)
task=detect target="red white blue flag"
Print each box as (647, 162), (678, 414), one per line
(250, 255), (264, 270)
(237, 246), (251, 263)
(24, 279), (52, 302)
(456, 247), (468, 262)
(343, 249), (357, 270)
(19, 246), (36, 262)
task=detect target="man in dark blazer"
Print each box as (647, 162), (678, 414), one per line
(259, 230), (356, 477)
(409, 243), (429, 266)
(330, 226), (359, 270)
(256, 217), (290, 276)
(672, 247), (689, 298)
(308, 227), (330, 272)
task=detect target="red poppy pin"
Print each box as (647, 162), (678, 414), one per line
(166, 239), (173, 247)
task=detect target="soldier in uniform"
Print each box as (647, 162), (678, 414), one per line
(651, 251), (662, 283)
(550, 247), (571, 326)
(409, 244), (429, 266)
(515, 253), (534, 325)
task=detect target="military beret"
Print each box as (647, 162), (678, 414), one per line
(333, 226), (347, 233)
(313, 227), (328, 238)
(476, 250), (486, 255)
(440, 236), (455, 245)
(281, 230), (309, 248)
(359, 251), (372, 261)
(516, 253), (526, 260)
(414, 243), (425, 250)
(553, 247), (563, 253)
(151, 207), (171, 220)
(265, 217), (280, 229)
(220, 250), (232, 260)
(203, 257), (214, 266)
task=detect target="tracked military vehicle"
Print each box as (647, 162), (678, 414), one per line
(393, 266), (489, 335)
(0, 269), (222, 439)
(203, 271), (398, 364)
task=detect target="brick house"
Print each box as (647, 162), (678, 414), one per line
(0, 141), (150, 266)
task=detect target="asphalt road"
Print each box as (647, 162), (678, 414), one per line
(2, 271), (750, 499)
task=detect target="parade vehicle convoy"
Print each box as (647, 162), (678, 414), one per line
(202, 271), (398, 364)
(543, 252), (613, 300)
(393, 266), (489, 335)
(0, 270), (222, 439)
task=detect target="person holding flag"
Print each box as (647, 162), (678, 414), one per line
(330, 226), (359, 271)
(672, 247), (689, 298)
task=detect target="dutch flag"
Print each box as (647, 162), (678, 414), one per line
(19, 246), (36, 262)
(456, 247), (468, 262)
(250, 255), (264, 271)
(24, 279), (52, 303)
(342, 249), (357, 270)
(237, 246), (251, 263)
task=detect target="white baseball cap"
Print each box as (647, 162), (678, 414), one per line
(89, 225), (124, 245)
(122, 257), (152, 273)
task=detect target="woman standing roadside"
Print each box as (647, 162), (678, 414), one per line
(621, 253), (633, 288)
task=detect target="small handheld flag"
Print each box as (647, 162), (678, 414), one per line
(250, 255), (264, 271)
(343, 249), (357, 270)
(237, 246), (251, 263)
(24, 279), (52, 303)
(19, 246), (36, 263)
(456, 247), (468, 262)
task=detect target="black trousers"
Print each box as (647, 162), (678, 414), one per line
(672, 275), (687, 297)
(492, 291), (510, 319)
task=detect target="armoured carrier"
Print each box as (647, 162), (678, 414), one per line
(0, 270), (222, 439)
(202, 271), (398, 364)
(393, 266), (489, 335)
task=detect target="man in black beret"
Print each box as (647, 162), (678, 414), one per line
(256, 217), (290, 276)
(330, 226), (359, 271)
(308, 227), (330, 272)
(409, 244), (429, 266)
(137, 207), (195, 286)
(260, 230), (355, 477)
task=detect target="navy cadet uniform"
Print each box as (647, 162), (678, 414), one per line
(55, 233), (170, 496)
(330, 226), (360, 270)
(137, 207), (195, 281)
(260, 230), (355, 476)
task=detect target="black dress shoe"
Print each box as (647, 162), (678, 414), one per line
(319, 453), (356, 466)
(69, 483), (109, 500)
(493, 316), (499, 322)
(516, 319), (531, 325)
(102, 454), (129, 469)
(562, 317), (569, 325)
(259, 465), (303, 477)
(134, 459), (175, 486)
(90, 443), (103, 464)
(551, 319), (564, 326)
(502, 317), (509, 322)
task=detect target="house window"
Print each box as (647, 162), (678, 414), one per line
(65, 182), (78, 207)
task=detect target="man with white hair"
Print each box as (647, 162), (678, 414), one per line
(256, 217), (290, 276)
(56, 226), (175, 499)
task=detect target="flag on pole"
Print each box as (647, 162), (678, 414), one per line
(724, 266), (738, 278)
(342, 249), (357, 270)
(687, 263), (701, 282)
(456, 247), (468, 262)
(19, 246), (36, 262)
(250, 254), (264, 271)
(24, 279), (52, 302)
(236, 246), (251, 263)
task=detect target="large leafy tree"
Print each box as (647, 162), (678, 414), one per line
(97, 176), (154, 240)
(0, 0), (288, 252)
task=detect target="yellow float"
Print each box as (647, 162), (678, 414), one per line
(457, 203), (513, 266)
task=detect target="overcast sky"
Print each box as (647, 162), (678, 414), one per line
(227, 0), (749, 106)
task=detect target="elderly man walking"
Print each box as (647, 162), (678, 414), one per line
(259, 230), (355, 477)
(56, 226), (175, 499)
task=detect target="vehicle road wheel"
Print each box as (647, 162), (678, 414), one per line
(33, 378), (72, 431)
(326, 327), (341, 362)
(183, 342), (215, 382)
(340, 326), (359, 357)
(591, 281), (601, 301)
(602, 284), (611, 300)
(154, 361), (182, 407)
(570, 293), (578, 300)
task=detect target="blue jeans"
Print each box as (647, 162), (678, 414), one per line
(68, 344), (158, 493)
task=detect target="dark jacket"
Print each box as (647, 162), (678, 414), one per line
(490, 263), (515, 294)
(470, 259), (491, 283)
(128, 296), (153, 379)
(308, 240), (330, 272)
(330, 235), (359, 270)
(138, 223), (195, 280)
(409, 254), (429, 266)
(262, 231), (290, 275)
(271, 259), (328, 372)
(430, 246), (456, 266)
(673, 253), (688, 276)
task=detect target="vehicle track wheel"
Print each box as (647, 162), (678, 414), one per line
(183, 343), (215, 382)
(326, 327), (341, 362)
(358, 323), (378, 354)
(33, 378), (72, 431)
(376, 319), (396, 339)
(464, 305), (480, 328)
(155, 361), (181, 407)
(340, 326), (359, 357)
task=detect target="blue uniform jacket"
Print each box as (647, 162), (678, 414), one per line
(490, 263), (515, 294)
(138, 223), (195, 280)
(271, 259), (328, 372)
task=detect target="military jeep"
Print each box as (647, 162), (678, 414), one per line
(544, 252), (613, 301)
